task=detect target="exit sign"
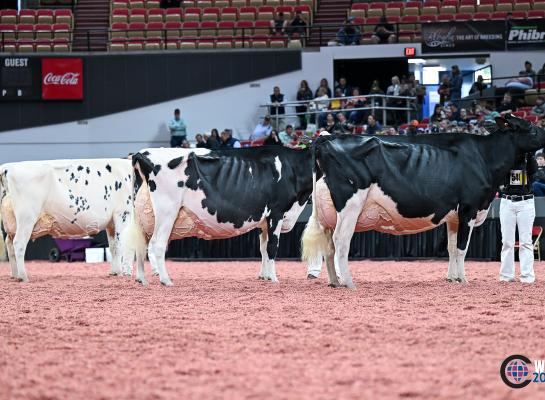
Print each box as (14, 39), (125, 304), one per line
(405, 47), (416, 57)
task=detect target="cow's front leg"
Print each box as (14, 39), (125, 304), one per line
(149, 208), (178, 286)
(12, 226), (32, 282)
(445, 222), (459, 282)
(5, 235), (17, 279)
(325, 248), (341, 288)
(455, 210), (476, 284)
(258, 229), (269, 280)
(263, 218), (283, 283)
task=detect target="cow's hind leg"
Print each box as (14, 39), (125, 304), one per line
(5, 235), (17, 279)
(445, 222), (459, 282)
(149, 208), (178, 286)
(258, 229), (269, 280)
(12, 226), (33, 282)
(112, 213), (133, 277)
(333, 190), (367, 289)
(106, 227), (121, 276)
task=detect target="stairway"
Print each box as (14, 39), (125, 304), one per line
(72, 0), (110, 51)
(308, 0), (352, 47)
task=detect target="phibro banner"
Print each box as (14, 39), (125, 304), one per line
(506, 20), (545, 50)
(421, 21), (505, 53)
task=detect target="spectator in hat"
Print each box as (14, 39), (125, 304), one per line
(220, 129), (241, 148)
(337, 18), (361, 45)
(532, 153), (545, 197)
(251, 116), (273, 141)
(168, 108), (187, 148)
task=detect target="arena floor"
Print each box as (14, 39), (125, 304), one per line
(1, 260), (545, 400)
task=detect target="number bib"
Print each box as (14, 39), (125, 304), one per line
(510, 169), (527, 186)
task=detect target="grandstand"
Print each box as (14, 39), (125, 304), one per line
(2, 0), (545, 51)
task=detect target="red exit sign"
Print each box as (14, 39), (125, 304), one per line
(405, 47), (416, 57)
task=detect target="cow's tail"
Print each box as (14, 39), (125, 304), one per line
(301, 144), (332, 265)
(0, 172), (5, 261)
(120, 154), (149, 273)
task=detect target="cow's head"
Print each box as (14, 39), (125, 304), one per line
(495, 114), (545, 152)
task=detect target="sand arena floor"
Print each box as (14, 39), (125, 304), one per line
(1, 260), (545, 400)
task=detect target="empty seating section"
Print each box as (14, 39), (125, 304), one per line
(109, 0), (314, 50)
(0, 9), (73, 52)
(349, 0), (545, 44)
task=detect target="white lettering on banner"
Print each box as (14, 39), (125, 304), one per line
(43, 72), (80, 86)
(535, 360), (545, 374)
(4, 58), (29, 67)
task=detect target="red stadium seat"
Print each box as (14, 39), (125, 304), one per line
(511, 11), (527, 18)
(235, 20), (254, 36)
(146, 22), (164, 39)
(276, 6), (293, 19)
(0, 23), (16, 40)
(386, 15), (400, 24)
(202, 7), (220, 21)
(184, 7), (201, 22)
(254, 19), (271, 34)
(165, 8), (182, 22)
(454, 13), (471, 21)
(437, 13), (454, 21)
(419, 14), (437, 22)
(0, 9), (17, 24)
(35, 24), (53, 39)
(473, 12), (490, 20)
(16, 24), (34, 39)
(164, 21), (182, 39)
(181, 21), (199, 36)
(528, 10), (545, 18)
(129, 8), (146, 23)
(221, 7), (238, 21)
(200, 21), (217, 35)
(218, 20), (235, 35)
(147, 8), (164, 23)
(491, 11), (508, 20)
(19, 9), (36, 24)
(37, 9), (54, 24)
(240, 6), (257, 21)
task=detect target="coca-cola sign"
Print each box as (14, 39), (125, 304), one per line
(41, 58), (83, 100)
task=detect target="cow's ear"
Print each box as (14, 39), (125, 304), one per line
(495, 117), (512, 131)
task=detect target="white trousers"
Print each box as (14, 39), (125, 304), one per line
(499, 198), (536, 283)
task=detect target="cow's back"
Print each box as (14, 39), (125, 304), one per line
(1, 159), (133, 239)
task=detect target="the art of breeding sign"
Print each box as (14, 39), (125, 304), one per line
(421, 21), (505, 53)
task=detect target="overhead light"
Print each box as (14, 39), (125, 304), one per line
(408, 58), (427, 64)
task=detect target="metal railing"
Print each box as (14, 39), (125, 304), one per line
(259, 93), (417, 127)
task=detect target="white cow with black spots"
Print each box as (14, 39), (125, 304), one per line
(0, 159), (134, 282)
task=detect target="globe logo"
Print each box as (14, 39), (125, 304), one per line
(506, 359), (529, 384)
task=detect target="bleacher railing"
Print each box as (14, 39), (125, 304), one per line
(259, 93), (417, 127)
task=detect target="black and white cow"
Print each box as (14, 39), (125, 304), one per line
(0, 159), (134, 282)
(125, 146), (315, 286)
(302, 115), (545, 289)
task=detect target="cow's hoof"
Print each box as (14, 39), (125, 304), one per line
(456, 277), (468, 284)
(446, 278), (455, 283)
(341, 283), (356, 290)
(328, 283), (340, 288)
(135, 278), (148, 286)
(258, 276), (264, 280)
(152, 272), (159, 277)
(108, 272), (119, 277)
(307, 274), (318, 279)
(160, 280), (174, 287)
(17, 277), (29, 283)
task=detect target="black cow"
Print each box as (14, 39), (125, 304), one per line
(302, 115), (545, 289)
(126, 146), (314, 286)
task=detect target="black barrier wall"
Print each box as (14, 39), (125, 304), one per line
(0, 50), (302, 132)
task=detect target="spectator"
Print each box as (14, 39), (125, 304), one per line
(181, 139), (190, 148)
(195, 133), (207, 148)
(415, 79), (426, 121)
(447, 104), (461, 122)
(205, 128), (220, 149)
(406, 120), (419, 136)
(370, 80), (384, 95)
(314, 78), (332, 98)
(322, 113), (336, 133)
(387, 76), (403, 125)
(371, 16), (396, 44)
(279, 124), (296, 146)
(497, 93), (518, 113)
(335, 77), (351, 97)
(251, 116), (273, 141)
(296, 80), (313, 129)
(335, 112), (355, 134)
(430, 104), (444, 124)
(270, 12), (288, 36)
(365, 114), (381, 135)
(519, 61), (536, 84)
(264, 129), (283, 146)
(532, 96), (545, 118)
(310, 86), (330, 128)
(469, 75), (488, 95)
(346, 87), (367, 124)
(330, 88), (345, 112)
(269, 86), (285, 129)
(505, 72), (534, 90)
(438, 75), (451, 105)
(532, 153), (545, 196)
(459, 108), (471, 124)
(168, 108), (187, 148)
(385, 126), (398, 135)
(220, 129), (241, 148)
(289, 11), (307, 39)
(450, 65), (462, 101)
(337, 18), (361, 45)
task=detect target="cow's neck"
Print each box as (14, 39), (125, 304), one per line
(479, 132), (519, 189)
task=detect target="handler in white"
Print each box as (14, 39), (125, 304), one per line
(499, 153), (538, 283)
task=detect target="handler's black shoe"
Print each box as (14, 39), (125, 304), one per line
(307, 274), (318, 279)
